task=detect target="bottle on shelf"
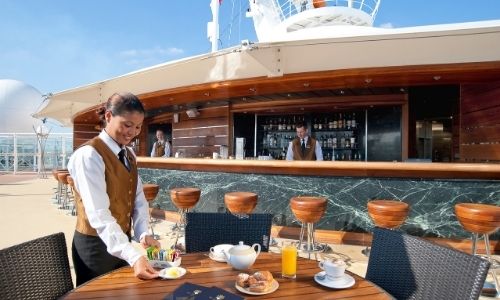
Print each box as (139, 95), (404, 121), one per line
(351, 112), (357, 129)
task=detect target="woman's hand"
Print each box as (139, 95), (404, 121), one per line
(133, 256), (159, 279)
(140, 235), (161, 249)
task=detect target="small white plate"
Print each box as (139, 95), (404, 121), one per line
(159, 267), (187, 279)
(235, 279), (279, 295)
(209, 252), (227, 263)
(314, 271), (355, 289)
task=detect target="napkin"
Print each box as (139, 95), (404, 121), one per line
(164, 282), (243, 300)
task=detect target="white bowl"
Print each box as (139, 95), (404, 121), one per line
(149, 257), (181, 269)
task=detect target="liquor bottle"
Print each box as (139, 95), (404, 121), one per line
(286, 117), (292, 131)
(318, 117), (322, 130)
(333, 113), (338, 129)
(313, 118), (318, 130)
(345, 133), (350, 148)
(351, 112), (357, 129)
(338, 113), (343, 129)
(327, 135), (333, 148)
(346, 113), (352, 130)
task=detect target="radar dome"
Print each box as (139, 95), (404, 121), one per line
(0, 79), (44, 132)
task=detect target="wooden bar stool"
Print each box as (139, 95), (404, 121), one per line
(56, 171), (70, 210)
(143, 184), (160, 240)
(52, 169), (68, 205)
(290, 196), (327, 259)
(170, 187), (201, 229)
(224, 192), (258, 215)
(367, 200), (410, 229)
(364, 200), (409, 256)
(455, 203), (500, 297)
(66, 176), (76, 216)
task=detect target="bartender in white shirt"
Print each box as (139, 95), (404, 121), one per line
(68, 92), (160, 286)
(286, 121), (323, 161)
(150, 129), (171, 157)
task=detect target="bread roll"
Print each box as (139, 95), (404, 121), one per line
(253, 270), (273, 283)
(248, 280), (272, 293)
(236, 273), (250, 288)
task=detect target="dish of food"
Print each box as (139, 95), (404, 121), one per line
(159, 267), (187, 279)
(234, 270), (279, 295)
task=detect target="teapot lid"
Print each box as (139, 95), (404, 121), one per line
(228, 241), (254, 255)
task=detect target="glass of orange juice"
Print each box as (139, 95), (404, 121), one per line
(281, 242), (297, 279)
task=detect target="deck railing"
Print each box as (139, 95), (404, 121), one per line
(276, 0), (380, 21)
(0, 133), (73, 174)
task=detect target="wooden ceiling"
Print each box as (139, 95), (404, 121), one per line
(73, 61), (500, 124)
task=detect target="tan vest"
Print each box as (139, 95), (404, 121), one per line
(154, 142), (165, 157)
(74, 137), (138, 236)
(292, 137), (317, 160)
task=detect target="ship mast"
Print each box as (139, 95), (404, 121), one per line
(208, 0), (220, 52)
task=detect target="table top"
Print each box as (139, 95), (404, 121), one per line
(62, 252), (393, 299)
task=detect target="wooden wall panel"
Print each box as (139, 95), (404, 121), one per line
(460, 81), (500, 162)
(171, 106), (229, 157)
(73, 122), (100, 149)
(460, 144), (500, 162)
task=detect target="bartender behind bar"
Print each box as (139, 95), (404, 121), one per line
(286, 121), (323, 161)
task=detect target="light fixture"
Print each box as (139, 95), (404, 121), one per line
(204, 92), (210, 96)
(249, 87), (256, 93)
(433, 76), (441, 81)
(186, 108), (200, 118)
(340, 90), (345, 95)
(303, 83), (310, 87)
(364, 78), (372, 84)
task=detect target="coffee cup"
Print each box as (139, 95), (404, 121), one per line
(319, 259), (346, 280)
(210, 244), (233, 260)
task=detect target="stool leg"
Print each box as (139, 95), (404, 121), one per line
(472, 232), (479, 256)
(298, 223), (306, 254)
(484, 234), (500, 296)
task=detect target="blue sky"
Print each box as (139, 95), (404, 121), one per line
(1, 0), (500, 95)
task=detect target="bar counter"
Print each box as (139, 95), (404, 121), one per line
(138, 157), (500, 180)
(138, 157), (500, 241)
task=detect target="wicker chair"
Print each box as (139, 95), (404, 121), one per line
(0, 232), (73, 300)
(366, 227), (490, 300)
(185, 212), (273, 253)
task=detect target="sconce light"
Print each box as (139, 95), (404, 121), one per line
(433, 75), (441, 81)
(186, 108), (200, 118)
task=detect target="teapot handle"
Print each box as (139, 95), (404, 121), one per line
(252, 243), (261, 257)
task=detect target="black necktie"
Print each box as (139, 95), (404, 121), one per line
(118, 149), (130, 171)
(301, 139), (306, 154)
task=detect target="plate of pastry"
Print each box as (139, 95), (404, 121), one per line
(234, 270), (279, 295)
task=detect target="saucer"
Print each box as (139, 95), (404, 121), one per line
(314, 271), (355, 289)
(159, 267), (187, 279)
(209, 252), (227, 263)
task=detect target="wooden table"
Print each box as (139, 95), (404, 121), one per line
(62, 252), (393, 299)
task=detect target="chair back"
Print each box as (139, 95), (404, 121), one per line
(0, 232), (73, 300)
(185, 213), (273, 252)
(366, 227), (490, 300)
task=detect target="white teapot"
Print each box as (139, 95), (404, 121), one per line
(222, 241), (261, 270)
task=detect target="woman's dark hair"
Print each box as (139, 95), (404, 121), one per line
(97, 92), (145, 125)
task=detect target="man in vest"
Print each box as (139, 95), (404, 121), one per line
(150, 129), (171, 157)
(286, 121), (323, 160)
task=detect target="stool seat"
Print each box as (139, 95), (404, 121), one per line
(367, 200), (409, 229)
(143, 184), (160, 203)
(66, 176), (74, 188)
(224, 192), (258, 214)
(52, 169), (67, 181)
(57, 172), (70, 185)
(170, 187), (201, 209)
(290, 196), (327, 224)
(455, 203), (500, 235)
